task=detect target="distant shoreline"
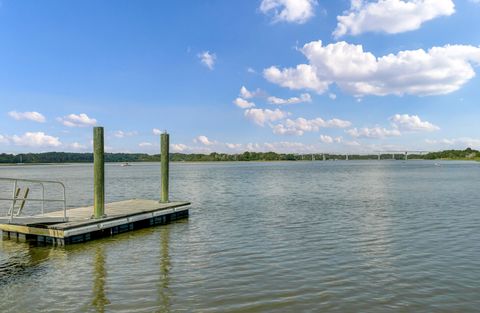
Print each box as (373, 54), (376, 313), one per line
(0, 159), (479, 167)
(0, 148), (478, 164)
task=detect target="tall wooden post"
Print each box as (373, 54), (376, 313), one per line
(93, 127), (105, 218)
(161, 132), (169, 203)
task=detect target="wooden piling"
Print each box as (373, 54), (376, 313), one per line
(93, 127), (105, 219)
(161, 132), (169, 203)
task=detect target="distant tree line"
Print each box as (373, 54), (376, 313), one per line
(421, 148), (479, 160)
(0, 148), (478, 164)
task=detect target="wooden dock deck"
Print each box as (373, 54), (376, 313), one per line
(0, 199), (190, 245)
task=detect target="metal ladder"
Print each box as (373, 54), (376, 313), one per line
(7, 186), (30, 217)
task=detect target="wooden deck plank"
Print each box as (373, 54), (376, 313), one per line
(40, 199), (190, 229)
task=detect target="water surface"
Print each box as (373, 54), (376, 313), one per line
(0, 161), (479, 312)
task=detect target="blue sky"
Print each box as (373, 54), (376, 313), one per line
(0, 0), (479, 154)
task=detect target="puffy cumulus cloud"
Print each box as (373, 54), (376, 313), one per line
(264, 64), (329, 93)
(267, 93), (312, 105)
(11, 132), (61, 147)
(194, 135), (216, 146)
(319, 135), (360, 146)
(272, 117), (352, 136)
(58, 113), (97, 127)
(244, 108), (289, 126)
(113, 130), (138, 138)
(259, 0), (316, 24)
(329, 93), (337, 100)
(346, 127), (401, 138)
(233, 98), (256, 109)
(8, 111), (46, 123)
(271, 123), (303, 136)
(239, 86), (264, 99)
(264, 40), (480, 97)
(334, 0), (455, 38)
(390, 114), (439, 131)
(198, 51), (216, 70)
(152, 128), (163, 135)
(171, 143), (189, 152)
(320, 135), (334, 143)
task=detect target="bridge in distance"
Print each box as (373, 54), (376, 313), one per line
(302, 151), (433, 161)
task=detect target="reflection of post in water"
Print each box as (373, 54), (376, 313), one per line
(0, 241), (52, 285)
(156, 226), (171, 313)
(92, 246), (109, 313)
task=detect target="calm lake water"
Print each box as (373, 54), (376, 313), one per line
(0, 161), (479, 312)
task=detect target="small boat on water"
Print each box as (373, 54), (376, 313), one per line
(120, 162), (131, 167)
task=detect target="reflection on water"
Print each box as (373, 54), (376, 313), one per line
(157, 227), (171, 313)
(0, 240), (52, 286)
(92, 246), (109, 313)
(0, 161), (480, 312)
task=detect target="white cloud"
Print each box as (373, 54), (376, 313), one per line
(264, 40), (480, 96)
(328, 93), (337, 100)
(320, 135), (334, 143)
(113, 130), (138, 138)
(239, 86), (264, 99)
(264, 64), (329, 93)
(390, 114), (439, 131)
(271, 124), (303, 136)
(171, 143), (189, 152)
(58, 113), (97, 127)
(139, 142), (153, 147)
(233, 97), (256, 109)
(152, 128), (163, 135)
(194, 135), (215, 146)
(226, 143), (243, 150)
(262, 141), (315, 153)
(198, 51), (216, 70)
(8, 111), (46, 123)
(244, 108), (289, 126)
(334, 0), (455, 38)
(345, 140), (361, 146)
(320, 135), (344, 144)
(11, 132), (61, 147)
(247, 67), (256, 74)
(245, 143), (261, 151)
(272, 117), (352, 136)
(267, 93), (312, 105)
(0, 134), (9, 144)
(260, 0), (317, 24)
(425, 137), (480, 149)
(346, 127), (401, 138)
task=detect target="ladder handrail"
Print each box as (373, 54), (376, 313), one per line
(0, 177), (67, 222)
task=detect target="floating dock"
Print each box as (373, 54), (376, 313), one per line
(0, 199), (190, 245)
(1, 128), (190, 246)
